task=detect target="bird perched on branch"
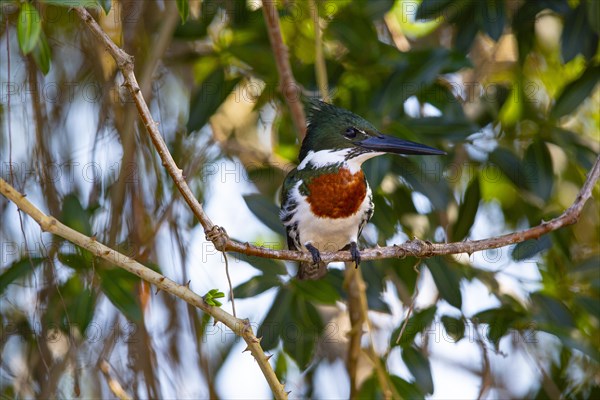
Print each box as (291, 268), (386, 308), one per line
(280, 100), (445, 280)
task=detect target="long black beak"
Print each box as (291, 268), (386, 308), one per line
(356, 134), (446, 155)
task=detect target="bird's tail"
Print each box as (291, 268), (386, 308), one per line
(297, 261), (328, 280)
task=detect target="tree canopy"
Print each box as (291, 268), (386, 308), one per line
(1, 0), (599, 398)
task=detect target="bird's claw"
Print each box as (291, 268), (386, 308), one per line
(350, 242), (361, 269)
(305, 243), (322, 264)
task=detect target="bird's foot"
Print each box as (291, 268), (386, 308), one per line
(305, 243), (322, 264)
(350, 241), (361, 269)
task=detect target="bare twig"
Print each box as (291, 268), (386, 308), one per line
(224, 253), (236, 318)
(99, 360), (132, 400)
(309, 0), (329, 102)
(0, 178), (288, 400)
(261, 0), (307, 138)
(395, 263), (422, 344)
(343, 264), (366, 399)
(73, 8), (218, 236)
(344, 263), (400, 399)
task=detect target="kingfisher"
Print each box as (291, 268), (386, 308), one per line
(280, 100), (445, 280)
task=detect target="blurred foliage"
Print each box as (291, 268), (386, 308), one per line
(1, 0), (599, 398)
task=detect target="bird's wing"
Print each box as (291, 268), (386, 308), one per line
(280, 167), (299, 251)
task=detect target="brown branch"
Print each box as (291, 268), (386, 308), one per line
(261, 0), (307, 138)
(71, 7), (600, 279)
(343, 265), (366, 399)
(73, 8), (217, 236)
(99, 360), (132, 400)
(309, 0), (329, 102)
(220, 153), (600, 263)
(0, 178), (287, 400)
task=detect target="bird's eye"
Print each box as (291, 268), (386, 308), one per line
(344, 127), (358, 138)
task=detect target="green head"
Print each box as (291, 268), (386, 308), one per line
(299, 100), (445, 162)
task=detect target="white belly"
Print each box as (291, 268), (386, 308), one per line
(284, 181), (373, 252)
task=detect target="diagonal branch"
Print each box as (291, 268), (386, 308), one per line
(261, 0), (307, 138)
(0, 178), (287, 400)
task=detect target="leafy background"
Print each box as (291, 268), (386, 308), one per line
(0, 0), (599, 398)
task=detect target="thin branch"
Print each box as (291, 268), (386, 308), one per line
(224, 253), (236, 318)
(344, 263), (400, 399)
(0, 178), (287, 400)
(309, 0), (329, 102)
(99, 360), (132, 400)
(395, 263), (422, 344)
(261, 0), (307, 138)
(73, 8), (217, 235)
(73, 6), (600, 274)
(343, 264), (365, 399)
(221, 153), (600, 263)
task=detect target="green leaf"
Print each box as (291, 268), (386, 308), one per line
(187, 67), (241, 131)
(575, 295), (600, 321)
(523, 140), (554, 202)
(561, 2), (598, 62)
(283, 294), (323, 369)
(512, 2), (540, 65)
(416, 0), (455, 20)
(291, 278), (340, 305)
(69, 287), (96, 333)
(531, 292), (575, 329)
(58, 250), (94, 271)
(391, 375), (425, 399)
(391, 306), (437, 348)
(427, 257), (462, 309)
(370, 193), (398, 239)
(394, 157), (450, 211)
(44, 276), (96, 334)
(0, 257), (44, 295)
(451, 175), (481, 241)
(551, 65), (600, 119)
(511, 235), (552, 261)
(176, 0), (189, 23)
(233, 275), (280, 298)
(61, 194), (92, 236)
(363, 155), (390, 190)
(474, 306), (524, 348)
(31, 32), (51, 74)
(233, 253), (287, 275)
(441, 315), (465, 342)
(204, 288), (225, 306)
(402, 346), (434, 395)
(242, 194), (286, 236)
(489, 148), (527, 190)
(274, 353), (288, 381)
(588, 0), (600, 33)
(477, 0), (505, 41)
(98, 267), (142, 322)
(17, 3), (42, 55)
(97, 0), (112, 14)
(357, 374), (381, 399)
(258, 289), (292, 350)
